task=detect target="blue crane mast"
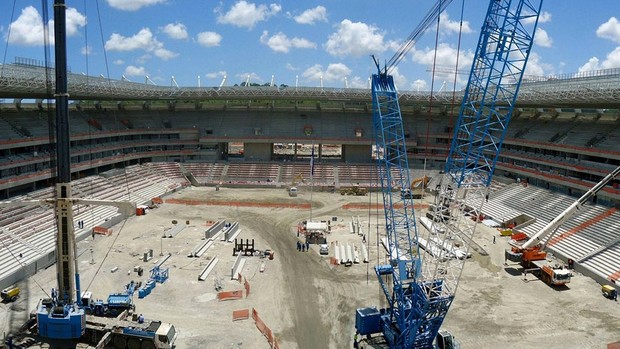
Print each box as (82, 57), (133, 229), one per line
(356, 1), (543, 348)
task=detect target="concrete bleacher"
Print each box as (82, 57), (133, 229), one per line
(225, 163), (279, 185)
(280, 162), (335, 186)
(182, 163), (225, 185)
(8, 112), (50, 137)
(143, 162), (189, 186)
(477, 182), (620, 284)
(337, 164), (379, 187)
(0, 163), (195, 290)
(0, 117), (23, 139)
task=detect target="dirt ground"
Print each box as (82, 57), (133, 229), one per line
(1, 186), (619, 349)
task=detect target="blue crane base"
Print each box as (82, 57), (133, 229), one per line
(37, 304), (85, 339)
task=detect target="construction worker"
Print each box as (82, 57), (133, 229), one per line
(296, 241), (301, 251)
(353, 332), (359, 349)
(305, 241), (310, 251)
(138, 314), (144, 323)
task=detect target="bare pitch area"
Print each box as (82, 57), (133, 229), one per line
(1, 186), (619, 348)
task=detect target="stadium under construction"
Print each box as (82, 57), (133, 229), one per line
(1, 60), (620, 348)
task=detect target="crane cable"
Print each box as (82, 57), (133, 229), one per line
(0, 234), (51, 298)
(385, 0), (455, 75)
(423, 4), (443, 176)
(448, 0), (467, 129)
(424, 0), (466, 169)
(81, 0), (133, 294)
(0, 0), (17, 73)
(79, 0), (98, 234)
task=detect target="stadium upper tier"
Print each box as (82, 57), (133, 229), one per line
(1, 63), (620, 108)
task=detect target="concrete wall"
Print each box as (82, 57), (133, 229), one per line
(342, 144), (372, 163)
(244, 143), (273, 161)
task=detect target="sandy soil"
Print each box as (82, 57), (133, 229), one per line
(1, 186), (619, 349)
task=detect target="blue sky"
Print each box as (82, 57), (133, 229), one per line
(1, 1), (620, 90)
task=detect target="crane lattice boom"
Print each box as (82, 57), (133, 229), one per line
(357, 1), (543, 348)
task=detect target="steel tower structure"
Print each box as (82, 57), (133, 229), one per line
(356, 0), (543, 348)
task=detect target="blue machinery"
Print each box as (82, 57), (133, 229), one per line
(35, 0), (135, 339)
(36, 0), (86, 339)
(356, 1), (543, 348)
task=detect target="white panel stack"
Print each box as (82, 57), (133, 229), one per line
(334, 244), (341, 265)
(361, 243), (369, 263)
(345, 244), (353, 267)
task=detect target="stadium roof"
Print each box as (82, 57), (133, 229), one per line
(1, 63), (619, 108)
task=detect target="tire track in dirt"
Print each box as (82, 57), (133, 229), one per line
(235, 197), (367, 349)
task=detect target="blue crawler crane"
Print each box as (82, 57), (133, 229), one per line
(355, 0), (543, 348)
(29, 3), (176, 348)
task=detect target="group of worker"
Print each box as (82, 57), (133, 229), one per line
(296, 241), (310, 252)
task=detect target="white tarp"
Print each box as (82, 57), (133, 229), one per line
(306, 221), (328, 231)
(482, 219), (500, 228)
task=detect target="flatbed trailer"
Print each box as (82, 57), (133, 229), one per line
(84, 315), (177, 349)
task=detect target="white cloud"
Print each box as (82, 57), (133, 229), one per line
(538, 11), (552, 23)
(196, 32), (222, 47)
(301, 63), (352, 83)
(439, 13), (472, 35)
(347, 76), (369, 89)
(388, 66), (408, 89)
(411, 43), (475, 87)
(285, 63), (297, 71)
(411, 79), (428, 91)
(601, 48), (620, 68)
(106, 28), (155, 51)
(523, 11), (552, 25)
(153, 47), (177, 60)
(124, 65), (147, 76)
(216, 1), (281, 29)
(523, 52), (553, 77)
(259, 31), (316, 53)
(162, 23), (188, 40)
(325, 19), (393, 57)
(578, 57), (600, 72)
(411, 43), (474, 73)
(81, 45), (93, 55)
(205, 71), (226, 79)
(235, 72), (261, 84)
(301, 64), (323, 81)
(65, 8), (87, 36)
(105, 28), (177, 60)
(596, 17), (620, 44)
(7, 6), (86, 46)
(8, 7), (46, 45)
(578, 47), (620, 72)
(107, 0), (165, 11)
(113, 59), (124, 65)
(534, 28), (552, 48)
(293, 6), (327, 25)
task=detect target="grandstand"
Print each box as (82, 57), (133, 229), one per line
(0, 62), (619, 291)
